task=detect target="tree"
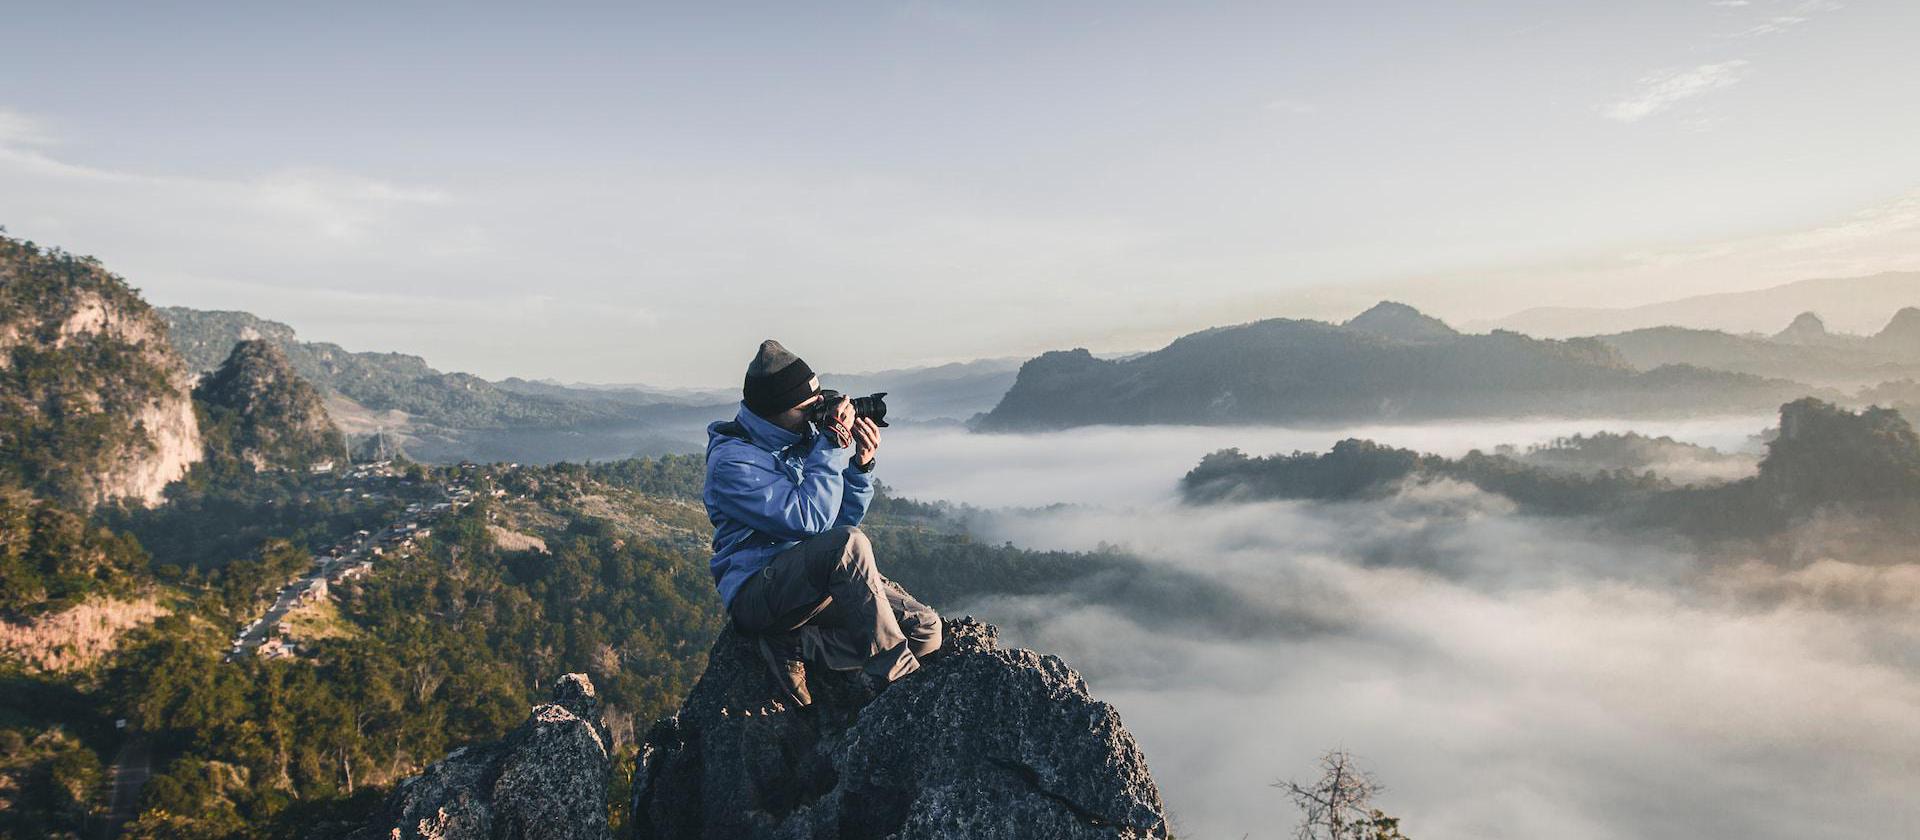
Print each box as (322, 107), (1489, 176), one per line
(1273, 749), (1410, 840)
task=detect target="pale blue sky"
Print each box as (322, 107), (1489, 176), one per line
(3, 1), (1916, 384)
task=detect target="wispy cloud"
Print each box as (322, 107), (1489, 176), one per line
(1721, 0), (1841, 37)
(0, 108), (55, 147)
(1602, 60), (1750, 123)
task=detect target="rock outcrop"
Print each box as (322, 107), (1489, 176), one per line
(631, 617), (1168, 840)
(1772, 311), (1833, 345)
(0, 232), (202, 507)
(195, 339), (347, 470)
(364, 674), (614, 840)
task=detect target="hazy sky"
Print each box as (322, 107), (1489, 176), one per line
(4, 1), (1918, 385)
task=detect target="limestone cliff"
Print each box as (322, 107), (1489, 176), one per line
(0, 232), (201, 507)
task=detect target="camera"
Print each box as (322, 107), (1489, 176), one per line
(804, 389), (891, 430)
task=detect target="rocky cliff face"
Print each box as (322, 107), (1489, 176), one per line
(0, 233), (201, 507)
(631, 617), (1168, 840)
(195, 339), (347, 470)
(363, 674), (614, 840)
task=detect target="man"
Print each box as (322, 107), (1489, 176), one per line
(703, 339), (942, 707)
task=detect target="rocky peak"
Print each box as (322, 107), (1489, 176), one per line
(195, 339), (346, 470)
(1343, 301), (1459, 342)
(361, 674), (614, 840)
(1772, 311), (1831, 345)
(631, 617), (1168, 839)
(0, 232), (202, 507)
(1874, 306), (1920, 353)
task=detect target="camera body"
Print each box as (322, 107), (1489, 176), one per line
(804, 390), (891, 430)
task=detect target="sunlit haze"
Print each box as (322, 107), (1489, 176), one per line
(4, 2), (1919, 385)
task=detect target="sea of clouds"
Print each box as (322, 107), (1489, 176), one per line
(877, 417), (1920, 840)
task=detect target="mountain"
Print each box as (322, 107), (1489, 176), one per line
(630, 618), (1167, 840)
(1479, 270), (1920, 337)
(1875, 307), (1920, 355)
(194, 339), (348, 471)
(1591, 308), (1920, 389)
(977, 305), (1816, 431)
(1344, 300), (1459, 342)
(1773, 312), (1833, 346)
(1592, 326), (1913, 389)
(160, 307), (626, 431)
(504, 357), (1026, 425)
(0, 232), (202, 507)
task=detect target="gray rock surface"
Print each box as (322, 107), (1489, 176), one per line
(367, 673), (613, 840)
(630, 617), (1168, 840)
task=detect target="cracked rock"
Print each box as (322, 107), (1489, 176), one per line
(630, 617), (1168, 839)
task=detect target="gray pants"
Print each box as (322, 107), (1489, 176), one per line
(728, 525), (942, 685)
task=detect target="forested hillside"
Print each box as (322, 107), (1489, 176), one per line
(1181, 398), (1920, 560)
(195, 340), (348, 472)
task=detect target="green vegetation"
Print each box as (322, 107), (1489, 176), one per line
(1183, 437), (1670, 517)
(93, 473), (720, 838)
(0, 487), (151, 617)
(98, 466), (405, 579)
(0, 676), (112, 840)
(195, 340), (348, 472)
(574, 453), (706, 500)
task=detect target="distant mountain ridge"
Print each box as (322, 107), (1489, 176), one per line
(161, 307), (629, 431)
(1478, 270), (1920, 337)
(163, 307), (1028, 462)
(977, 302), (1819, 430)
(1591, 308), (1920, 388)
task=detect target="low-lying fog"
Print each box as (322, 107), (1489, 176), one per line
(882, 415), (1772, 508)
(878, 418), (1919, 840)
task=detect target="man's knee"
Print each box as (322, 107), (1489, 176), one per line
(809, 525), (877, 582)
(830, 525), (874, 566)
(912, 613), (943, 657)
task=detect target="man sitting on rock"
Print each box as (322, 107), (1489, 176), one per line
(702, 339), (943, 707)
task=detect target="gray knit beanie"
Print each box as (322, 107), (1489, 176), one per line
(742, 339), (817, 416)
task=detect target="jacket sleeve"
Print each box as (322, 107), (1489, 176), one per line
(835, 459), (876, 529)
(707, 435), (854, 540)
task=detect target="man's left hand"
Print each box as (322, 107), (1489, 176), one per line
(852, 417), (880, 467)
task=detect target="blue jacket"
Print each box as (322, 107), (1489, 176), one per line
(703, 401), (875, 608)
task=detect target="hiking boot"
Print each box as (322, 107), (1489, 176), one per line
(757, 635), (811, 708)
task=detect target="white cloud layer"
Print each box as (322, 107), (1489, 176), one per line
(879, 422), (1920, 839)
(1603, 61), (1751, 123)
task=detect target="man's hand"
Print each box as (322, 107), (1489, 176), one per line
(824, 395), (856, 448)
(852, 416), (880, 467)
